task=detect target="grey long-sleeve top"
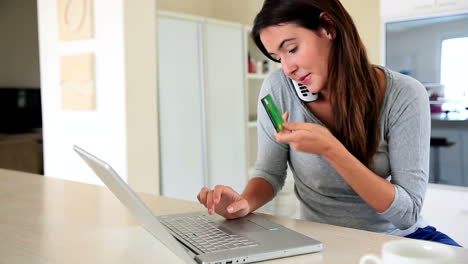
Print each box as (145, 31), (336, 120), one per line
(252, 66), (430, 236)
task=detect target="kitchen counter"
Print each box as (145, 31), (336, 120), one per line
(4, 169), (467, 263)
(432, 112), (468, 128)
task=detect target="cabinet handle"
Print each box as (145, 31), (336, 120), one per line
(459, 210), (468, 217)
(414, 4), (433, 9)
(438, 2), (457, 7)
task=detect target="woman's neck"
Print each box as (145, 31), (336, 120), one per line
(317, 86), (330, 103)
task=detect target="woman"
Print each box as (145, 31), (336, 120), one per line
(197, 0), (461, 247)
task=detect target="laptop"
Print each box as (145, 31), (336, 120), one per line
(73, 145), (323, 264)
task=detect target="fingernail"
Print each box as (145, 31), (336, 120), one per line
(227, 206), (233, 213)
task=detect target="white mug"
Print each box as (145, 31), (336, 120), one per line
(359, 239), (456, 264)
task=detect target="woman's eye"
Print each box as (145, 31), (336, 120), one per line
(272, 56), (281, 62)
(288, 47), (298, 54)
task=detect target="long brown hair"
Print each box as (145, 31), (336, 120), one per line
(252, 0), (384, 167)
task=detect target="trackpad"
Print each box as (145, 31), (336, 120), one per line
(246, 216), (279, 230)
(219, 218), (268, 233)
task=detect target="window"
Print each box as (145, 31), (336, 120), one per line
(440, 37), (468, 106)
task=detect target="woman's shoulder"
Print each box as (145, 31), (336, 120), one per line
(263, 68), (287, 88)
(379, 66), (430, 124)
(259, 68), (291, 98)
(381, 66), (427, 100)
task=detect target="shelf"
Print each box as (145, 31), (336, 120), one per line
(247, 73), (268, 80)
(429, 99), (466, 105)
(431, 112), (468, 121)
(247, 121), (257, 128)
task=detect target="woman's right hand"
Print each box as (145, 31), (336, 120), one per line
(197, 185), (251, 219)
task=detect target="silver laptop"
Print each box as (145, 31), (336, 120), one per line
(74, 145), (323, 264)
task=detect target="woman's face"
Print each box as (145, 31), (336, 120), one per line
(260, 23), (333, 94)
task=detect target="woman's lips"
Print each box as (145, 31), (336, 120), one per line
(299, 73), (311, 84)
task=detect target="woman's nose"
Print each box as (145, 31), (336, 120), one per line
(281, 58), (298, 76)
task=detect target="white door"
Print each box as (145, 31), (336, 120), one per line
(203, 20), (247, 193)
(158, 16), (206, 201)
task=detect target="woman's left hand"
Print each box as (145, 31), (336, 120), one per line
(275, 114), (339, 156)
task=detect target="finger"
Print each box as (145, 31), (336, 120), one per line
(213, 185), (225, 204)
(214, 185), (240, 202)
(282, 122), (308, 131)
(198, 187), (209, 206)
(282, 111), (289, 122)
(227, 199), (249, 214)
(206, 191), (214, 214)
(276, 129), (307, 143)
(196, 187), (204, 204)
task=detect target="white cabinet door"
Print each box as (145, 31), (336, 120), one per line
(436, 0), (463, 12)
(430, 128), (464, 186)
(462, 131), (468, 187)
(158, 17), (205, 201)
(381, 0), (413, 19)
(203, 20), (247, 193)
(381, 0), (468, 19)
(412, 0), (436, 15)
(158, 15), (248, 200)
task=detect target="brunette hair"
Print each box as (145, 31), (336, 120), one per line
(252, 0), (384, 167)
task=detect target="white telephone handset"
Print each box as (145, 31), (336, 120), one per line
(291, 79), (318, 102)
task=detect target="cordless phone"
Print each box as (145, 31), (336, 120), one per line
(291, 79), (318, 102)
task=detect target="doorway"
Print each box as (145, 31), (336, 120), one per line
(0, 0), (43, 174)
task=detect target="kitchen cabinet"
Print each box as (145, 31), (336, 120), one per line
(381, 0), (413, 19)
(430, 126), (467, 186)
(438, 0), (468, 11)
(158, 15), (205, 202)
(157, 12), (247, 201)
(203, 19), (247, 192)
(244, 27), (269, 173)
(381, 0), (468, 20)
(430, 128), (464, 186)
(436, 0), (461, 12)
(462, 132), (468, 186)
(412, 0), (437, 16)
(0, 133), (43, 174)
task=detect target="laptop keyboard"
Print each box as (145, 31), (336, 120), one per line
(160, 215), (258, 253)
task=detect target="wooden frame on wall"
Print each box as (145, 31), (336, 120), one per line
(57, 0), (94, 40)
(60, 53), (96, 110)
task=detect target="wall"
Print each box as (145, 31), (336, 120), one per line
(0, 0), (40, 88)
(124, 1), (160, 193)
(37, 1), (159, 193)
(211, 0), (264, 25)
(157, 0), (215, 17)
(341, 0), (381, 64)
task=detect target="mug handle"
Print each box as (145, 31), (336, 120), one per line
(359, 254), (381, 264)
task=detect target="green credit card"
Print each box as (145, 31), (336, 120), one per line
(261, 94), (284, 132)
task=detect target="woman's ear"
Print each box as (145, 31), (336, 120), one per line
(319, 12), (336, 40)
